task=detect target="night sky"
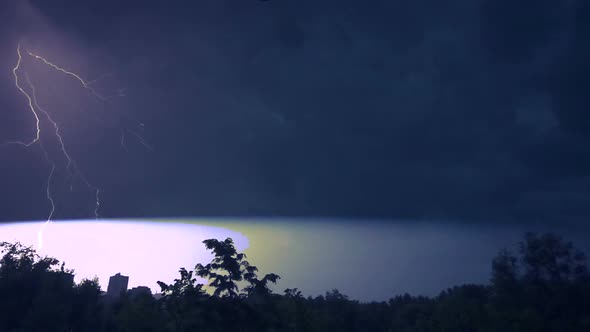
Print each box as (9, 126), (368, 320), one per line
(0, 0), (589, 225)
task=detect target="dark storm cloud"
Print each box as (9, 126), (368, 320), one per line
(0, 0), (589, 224)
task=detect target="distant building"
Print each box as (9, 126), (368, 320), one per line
(129, 286), (152, 298)
(107, 273), (129, 298)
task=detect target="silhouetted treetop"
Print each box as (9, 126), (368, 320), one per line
(0, 233), (589, 332)
(195, 238), (280, 299)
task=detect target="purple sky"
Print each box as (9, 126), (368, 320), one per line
(0, 220), (248, 292)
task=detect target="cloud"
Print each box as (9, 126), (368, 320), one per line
(1, 0), (589, 224)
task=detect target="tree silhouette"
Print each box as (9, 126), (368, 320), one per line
(490, 232), (590, 332)
(0, 242), (75, 332)
(157, 268), (206, 332)
(71, 277), (102, 332)
(195, 238), (245, 298)
(244, 268), (281, 297)
(284, 288), (303, 299)
(0, 233), (588, 332)
(195, 238), (280, 298)
(520, 232), (588, 283)
(158, 267), (205, 298)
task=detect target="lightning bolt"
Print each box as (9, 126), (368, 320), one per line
(24, 72), (73, 171)
(127, 129), (154, 151)
(4, 45), (59, 249)
(26, 50), (105, 101)
(27, 49), (150, 150)
(6, 44), (41, 147)
(24, 72), (58, 249)
(2, 42), (134, 249)
(25, 46), (104, 218)
(37, 141), (55, 250)
(6, 44), (54, 249)
(24, 72), (104, 247)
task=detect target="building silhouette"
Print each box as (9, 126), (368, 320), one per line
(106, 273), (129, 298)
(129, 286), (152, 298)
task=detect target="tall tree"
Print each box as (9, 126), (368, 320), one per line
(0, 242), (75, 332)
(195, 238), (280, 298)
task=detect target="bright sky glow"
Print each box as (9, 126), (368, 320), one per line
(1, 219), (588, 300)
(0, 220), (248, 293)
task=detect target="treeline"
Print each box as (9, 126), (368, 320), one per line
(0, 233), (589, 332)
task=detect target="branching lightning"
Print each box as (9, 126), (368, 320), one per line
(27, 49), (149, 144)
(37, 139), (55, 250)
(25, 72), (73, 171)
(128, 129), (154, 151)
(8, 45), (40, 147)
(23, 71), (102, 246)
(2, 42), (145, 249)
(26, 50), (105, 101)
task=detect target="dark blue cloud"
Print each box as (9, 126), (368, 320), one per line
(0, 0), (588, 224)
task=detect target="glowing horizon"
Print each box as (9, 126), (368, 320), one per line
(0, 220), (249, 293)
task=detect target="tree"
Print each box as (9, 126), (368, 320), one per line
(158, 267), (206, 299)
(158, 268), (206, 332)
(491, 249), (519, 295)
(519, 232), (588, 283)
(243, 269), (281, 297)
(492, 232), (588, 288)
(433, 285), (490, 332)
(284, 288), (303, 299)
(195, 238), (245, 298)
(0, 241), (61, 276)
(489, 233), (590, 332)
(115, 292), (165, 332)
(195, 238), (280, 298)
(0, 242), (75, 332)
(71, 278), (103, 332)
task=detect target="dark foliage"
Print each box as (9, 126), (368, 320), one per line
(0, 233), (589, 331)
